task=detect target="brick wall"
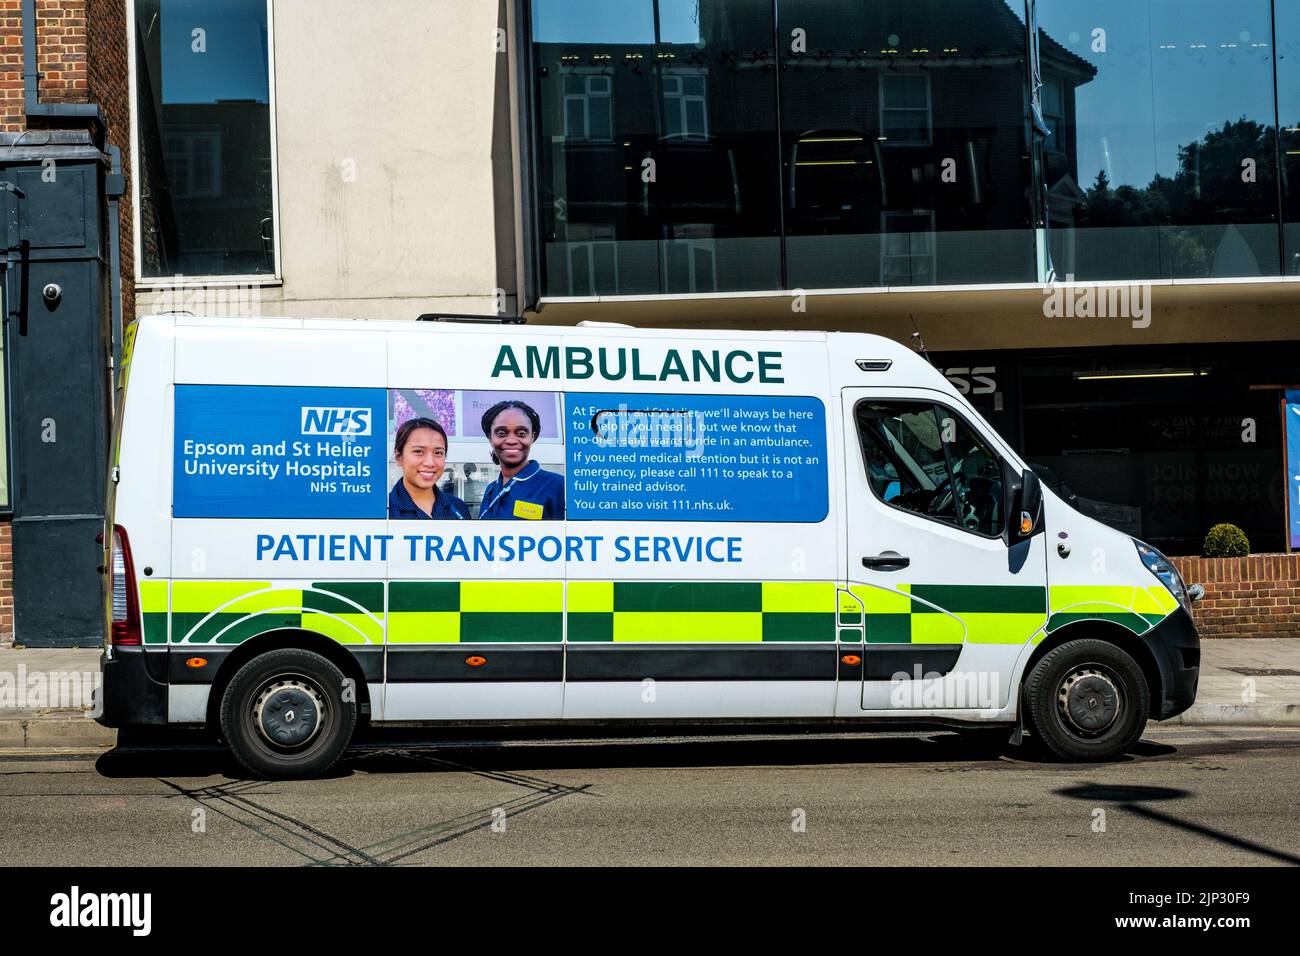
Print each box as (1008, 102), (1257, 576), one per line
(35, 0), (86, 103)
(1170, 553), (1300, 639)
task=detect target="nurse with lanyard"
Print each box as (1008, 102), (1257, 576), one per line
(388, 417), (470, 520)
(477, 399), (565, 520)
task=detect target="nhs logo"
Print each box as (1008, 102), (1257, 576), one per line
(301, 406), (372, 436)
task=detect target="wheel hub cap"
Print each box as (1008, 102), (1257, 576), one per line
(1058, 668), (1121, 735)
(254, 680), (324, 749)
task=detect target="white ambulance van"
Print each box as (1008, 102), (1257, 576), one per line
(96, 315), (1202, 777)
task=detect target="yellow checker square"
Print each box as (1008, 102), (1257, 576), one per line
(460, 581), (563, 613)
(614, 612), (763, 643)
(762, 581), (835, 613)
(171, 581), (273, 613)
(852, 584), (912, 615)
(387, 611), (461, 643)
(568, 581), (614, 613)
(138, 581), (169, 613)
(1050, 585), (1134, 613)
(962, 612), (1044, 645)
(910, 613), (965, 644)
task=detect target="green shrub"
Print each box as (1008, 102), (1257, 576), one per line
(1203, 523), (1249, 558)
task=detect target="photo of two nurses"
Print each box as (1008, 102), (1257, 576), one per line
(387, 389), (565, 521)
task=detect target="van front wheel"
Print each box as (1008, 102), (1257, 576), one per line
(219, 648), (356, 778)
(1023, 639), (1149, 762)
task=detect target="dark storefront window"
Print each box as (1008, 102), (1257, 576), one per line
(134, 0), (276, 278)
(1017, 346), (1290, 555)
(532, 0), (782, 296)
(933, 345), (1293, 555)
(1037, 0), (1280, 281)
(777, 0), (1036, 289)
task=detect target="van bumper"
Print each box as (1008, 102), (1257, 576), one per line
(1145, 607), (1200, 720)
(94, 647), (168, 728)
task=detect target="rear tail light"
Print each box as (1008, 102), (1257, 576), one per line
(110, 525), (142, 646)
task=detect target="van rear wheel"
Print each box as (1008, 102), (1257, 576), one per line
(1023, 639), (1149, 762)
(219, 648), (356, 779)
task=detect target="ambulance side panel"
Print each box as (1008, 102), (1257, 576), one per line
(166, 319), (389, 721)
(558, 329), (842, 718)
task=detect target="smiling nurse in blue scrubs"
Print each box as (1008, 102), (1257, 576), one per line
(388, 417), (470, 520)
(476, 400), (565, 520)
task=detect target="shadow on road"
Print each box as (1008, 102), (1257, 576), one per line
(91, 724), (1143, 780)
(1056, 781), (1300, 866)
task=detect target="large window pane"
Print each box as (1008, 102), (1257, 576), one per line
(1038, 0), (1279, 281)
(135, 0), (276, 278)
(532, 0), (781, 295)
(1274, 2), (1300, 274)
(778, 0), (1036, 289)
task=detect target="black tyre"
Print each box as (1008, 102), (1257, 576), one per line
(219, 648), (356, 778)
(1023, 639), (1149, 762)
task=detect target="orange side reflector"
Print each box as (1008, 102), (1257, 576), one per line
(185, 657), (208, 668)
(841, 654), (862, 666)
(465, 656), (487, 667)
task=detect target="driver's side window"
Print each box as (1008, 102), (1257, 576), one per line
(854, 399), (1005, 537)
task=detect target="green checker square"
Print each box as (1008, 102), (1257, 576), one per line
(460, 611), (563, 643)
(762, 612), (837, 642)
(865, 614), (911, 644)
(568, 612), (614, 642)
(389, 581), (460, 613)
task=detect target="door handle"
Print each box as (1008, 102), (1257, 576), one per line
(862, 553), (910, 571)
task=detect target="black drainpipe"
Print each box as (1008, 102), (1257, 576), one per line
(22, 0), (106, 143)
(106, 144), (126, 367)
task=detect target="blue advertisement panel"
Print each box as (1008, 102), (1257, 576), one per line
(174, 385), (388, 519)
(1288, 390), (1300, 549)
(565, 392), (829, 522)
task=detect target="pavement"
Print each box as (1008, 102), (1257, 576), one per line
(0, 638), (1297, 750)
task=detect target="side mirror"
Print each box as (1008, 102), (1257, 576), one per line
(1015, 468), (1043, 539)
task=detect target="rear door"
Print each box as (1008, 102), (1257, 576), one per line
(841, 388), (1048, 712)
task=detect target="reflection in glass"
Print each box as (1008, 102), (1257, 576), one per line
(1037, 0), (1279, 280)
(532, 0), (782, 296)
(777, 0), (1036, 289)
(1273, 3), (1300, 274)
(134, 0), (275, 278)
(528, 0), (1297, 293)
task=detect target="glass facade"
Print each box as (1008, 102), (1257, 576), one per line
(134, 0), (276, 278)
(532, 0), (782, 296)
(528, 0), (1300, 295)
(1039, 0), (1279, 281)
